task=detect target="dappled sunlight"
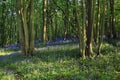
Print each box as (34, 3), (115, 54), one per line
(35, 43), (79, 52)
(0, 42), (120, 79)
(0, 0), (120, 79)
(0, 49), (14, 56)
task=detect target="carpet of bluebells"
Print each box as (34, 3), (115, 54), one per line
(0, 38), (120, 80)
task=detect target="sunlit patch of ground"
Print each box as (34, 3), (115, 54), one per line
(0, 49), (14, 56)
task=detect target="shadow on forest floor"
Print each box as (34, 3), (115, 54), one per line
(105, 38), (120, 47)
(0, 51), (20, 62)
(0, 44), (79, 63)
(0, 42), (120, 80)
(0, 38), (120, 63)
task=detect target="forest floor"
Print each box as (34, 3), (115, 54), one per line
(0, 39), (120, 80)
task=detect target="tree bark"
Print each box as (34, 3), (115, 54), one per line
(81, 0), (86, 59)
(110, 0), (116, 39)
(28, 0), (35, 55)
(0, 0), (6, 47)
(85, 0), (94, 57)
(42, 0), (47, 44)
(97, 0), (105, 56)
(16, 0), (35, 56)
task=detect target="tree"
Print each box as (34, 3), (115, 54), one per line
(85, 0), (94, 57)
(97, 0), (106, 56)
(0, 0), (6, 47)
(64, 0), (70, 40)
(110, 0), (116, 39)
(16, 0), (34, 56)
(42, 0), (47, 44)
(81, 0), (87, 59)
(94, 0), (100, 44)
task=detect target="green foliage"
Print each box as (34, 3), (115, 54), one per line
(101, 43), (117, 54)
(0, 69), (15, 80)
(0, 42), (120, 80)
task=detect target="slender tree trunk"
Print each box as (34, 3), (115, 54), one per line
(110, 0), (116, 39)
(16, 0), (34, 56)
(21, 0), (29, 55)
(95, 0), (100, 44)
(73, 0), (86, 58)
(81, 0), (86, 59)
(54, 12), (58, 40)
(104, 0), (110, 38)
(42, 0), (47, 44)
(85, 0), (94, 57)
(97, 0), (105, 56)
(1, 0), (6, 47)
(28, 0), (35, 55)
(64, 0), (70, 40)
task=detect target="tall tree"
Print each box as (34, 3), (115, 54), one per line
(85, 0), (94, 57)
(28, 0), (35, 54)
(110, 0), (116, 39)
(0, 0), (6, 47)
(73, 0), (80, 55)
(42, 0), (47, 44)
(81, 0), (87, 59)
(64, 0), (70, 40)
(16, 0), (35, 56)
(94, 0), (100, 44)
(97, 0), (106, 56)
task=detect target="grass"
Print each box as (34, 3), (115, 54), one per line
(0, 68), (15, 80)
(0, 40), (120, 80)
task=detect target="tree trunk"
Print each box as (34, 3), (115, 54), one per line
(0, 0), (6, 47)
(85, 0), (94, 57)
(16, 0), (34, 56)
(42, 0), (47, 44)
(81, 0), (87, 59)
(95, 0), (100, 44)
(110, 0), (116, 39)
(64, 0), (70, 40)
(97, 0), (105, 56)
(28, 0), (35, 55)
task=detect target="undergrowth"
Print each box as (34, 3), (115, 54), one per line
(0, 40), (120, 80)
